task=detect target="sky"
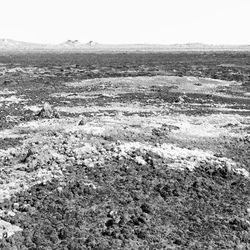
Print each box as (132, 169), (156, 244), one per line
(0, 0), (249, 45)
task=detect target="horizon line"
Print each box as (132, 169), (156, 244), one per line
(0, 38), (250, 46)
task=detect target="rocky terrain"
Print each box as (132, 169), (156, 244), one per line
(0, 52), (249, 249)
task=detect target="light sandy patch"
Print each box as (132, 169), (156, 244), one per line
(0, 118), (75, 139)
(0, 219), (22, 239)
(173, 114), (249, 137)
(0, 117), (84, 140)
(0, 129), (26, 139)
(52, 91), (120, 99)
(0, 147), (19, 157)
(168, 77), (232, 94)
(1, 110), (248, 141)
(17, 117), (76, 131)
(201, 77), (235, 84)
(23, 105), (42, 112)
(55, 102), (167, 114)
(84, 112), (248, 138)
(210, 107), (250, 112)
(211, 92), (250, 100)
(186, 76), (197, 81)
(0, 95), (26, 104)
(64, 75), (236, 96)
(175, 121), (226, 137)
(66, 123), (106, 136)
(0, 89), (16, 95)
(51, 91), (127, 99)
(115, 141), (246, 174)
(7, 67), (25, 73)
(51, 92), (96, 99)
(188, 103), (250, 112)
(0, 165), (63, 202)
(100, 93), (119, 98)
(0, 145), (65, 202)
(78, 112), (249, 138)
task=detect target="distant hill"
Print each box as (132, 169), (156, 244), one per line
(0, 38), (51, 50)
(0, 38), (249, 52)
(60, 40), (82, 48)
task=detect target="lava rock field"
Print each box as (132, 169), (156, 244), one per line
(0, 52), (249, 249)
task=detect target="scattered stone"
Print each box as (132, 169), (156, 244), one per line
(36, 102), (60, 118)
(140, 203), (152, 214)
(78, 119), (86, 125)
(57, 187), (63, 193)
(7, 211), (15, 217)
(134, 156), (147, 165)
(83, 159), (95, 168)
(178, 95), (185, 104)
(21, 148), (36, 163)
(13, 203), (19, 210)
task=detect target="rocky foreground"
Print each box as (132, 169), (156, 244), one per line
(0, 56), (249, 249)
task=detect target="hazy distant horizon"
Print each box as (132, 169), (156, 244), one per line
(0, 0), (249, 45)
(1, 38), (249, 46)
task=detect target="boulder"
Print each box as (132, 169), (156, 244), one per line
(37, 102), (60, 118)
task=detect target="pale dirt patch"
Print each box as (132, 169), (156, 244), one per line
(0, 167), (62, 202)
(211, 92), (250, 100)
(51, 92), (96, 99)
(0, 89), (16, 95)
(172, 114), (249, 138)
(210, 107), (250, 112)
(23, 105), (42, 112)
(0, 129), (26, 139)
(55, 102), (167, 114)
(74, 112), (249, 138)
(0, 145), (65, 202)
(1, 110), (248, 141)
(0, 95), (26, 104)
(0, 219), (22, 239)
(64, 75), (236, 96)
(51, 92), (119, 99)
(116, 141), (241, 172)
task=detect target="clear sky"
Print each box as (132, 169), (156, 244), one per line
(0, 0), (249, 45)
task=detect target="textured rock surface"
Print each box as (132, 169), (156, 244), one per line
(0, 53), (249, 249)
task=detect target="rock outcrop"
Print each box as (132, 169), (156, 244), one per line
(36, 103), (60, 118)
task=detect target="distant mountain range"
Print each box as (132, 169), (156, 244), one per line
(0, 39), (249, 52)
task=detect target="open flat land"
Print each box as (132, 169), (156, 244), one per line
(0, 52), (250, 249)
